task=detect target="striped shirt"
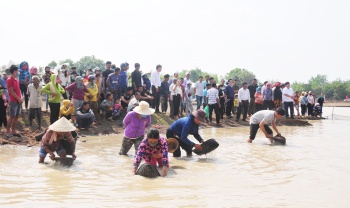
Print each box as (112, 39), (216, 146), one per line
(206, 88), (219, 104)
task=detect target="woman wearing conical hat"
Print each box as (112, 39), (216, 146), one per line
(38, 117), (77, 163)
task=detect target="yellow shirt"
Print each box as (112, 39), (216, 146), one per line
(84, 83), (98, 101)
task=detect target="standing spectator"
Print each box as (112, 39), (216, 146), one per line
(27, 75), (42, 129)
(93, 67), (102, 100)
(169, 79), (177, 118)
(41, 74), (65, 124)
(29, 66), (38, 79)
(218, 83), (226, 119)
(119, 101), (154, 155)
(168, 72), (179, 85)
(142, 72), (151, 94)
(282, 82), (294, 119)
(261, 81), (268, 93)
(194, 76), (204, 110)
(307, 91), (315, 116)
(207, 83), (221, 126)
(203, 75), (210, 89)
(232, 79), (240, 94)
(76, 101), (95, 130)
(119, 63), (128, 98)
(317, 95), (325, 114)
(0, 83), (8, 133)
(66, 76), (90, 113)
(1, 71), (9, 101)
(273, 82), (283, 109)
(300, 92), (308, 117)
(183, 72), (191, 86)
(160, 74), (170, 114)
(18, 61), (30, 110)
(85, 75), (101, 124)
(151, 64), (162, 113)
(294, 91), (300, 117)
(57, 63), (71, 99)
(262, 83), (274, 110)
(42, 66), (53, 112)
(247, 79), (258, 116)
(203, 83), (211, 109)
(172, 79), (182, 119)
(225, 79), (234, 118)
(6, 65), (23, 138)
(106, 67), (121, 102)
(70, 66), (78, 83)
(254, 87), (264, 112)
(236, 82), (250, 122)
(184, 81), (193, 116)
(102, 61), (113, 95)
(132, 63), (142, 92)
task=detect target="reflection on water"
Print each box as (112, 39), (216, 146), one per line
(1, 108), (350, 207)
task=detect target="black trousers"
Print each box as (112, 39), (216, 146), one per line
(49, 103), (60, 124)
(248, 97), (255, 115)
(255, 103), (263, 113)
(61, 86), (68, 99)
(284, 101), (294, 118)
(307, 103), (314, 116)
(263, 100), (274, 110)
(151, 85), (161, 111)
(219, 99), (225, 119)
(208, 103), (220, 124)
(20, 83), (29, 109)
(236, 100), (249, 121)
(301, 104), (307, 116)
(166, 129), (192, 157)
(226, 98), (233, 116)
(0, 99), (7, 128)
(173, 94), (181, 116)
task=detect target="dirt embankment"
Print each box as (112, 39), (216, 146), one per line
(0, 110), (320, 147)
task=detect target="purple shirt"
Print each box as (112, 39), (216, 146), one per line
(123, 111), (151, 138)
(65, 82), (89, 101)
(133, 136), (169, 168)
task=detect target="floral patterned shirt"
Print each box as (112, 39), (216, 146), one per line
(133, 136), (169, 168)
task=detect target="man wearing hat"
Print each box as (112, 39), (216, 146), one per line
(119, 101), (155, 155)
(166, 109), (205, 157)
(38, 117), (77, 163)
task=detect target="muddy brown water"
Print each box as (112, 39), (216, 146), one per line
(1, 107), (350, 207)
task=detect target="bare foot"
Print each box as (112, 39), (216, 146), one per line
(247, 139), (253, 143)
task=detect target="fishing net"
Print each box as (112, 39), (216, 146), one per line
(136, 164), (160, 178)
(193, 139), (219, 155)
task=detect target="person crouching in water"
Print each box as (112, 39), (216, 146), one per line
(247, 108), (285, 144)
(38, 117), (77, 163)
(166, 109), (205, 157)
(133, 128), (169, 177)
(119, 101), (154, 155)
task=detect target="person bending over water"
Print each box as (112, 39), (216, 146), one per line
(166, 109), (205, 157)
(248, 108), (285, 144)
(38, 117), (77, 163)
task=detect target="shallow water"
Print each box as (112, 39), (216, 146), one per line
(1, 108), (350, 207)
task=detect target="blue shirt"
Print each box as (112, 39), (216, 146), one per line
(107, 73), (120, 91)
(168, 115), (203, 147)
(263, 88), (273, 101)
(119, 70), (127, 89)
(0, 77), (8, 100)
(18, 69), (31, 83)
(225, 85), (234, 99)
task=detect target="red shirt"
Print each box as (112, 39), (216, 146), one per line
(6, 76), (21, 102)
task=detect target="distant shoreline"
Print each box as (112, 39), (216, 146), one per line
(323, 101), (350, 107)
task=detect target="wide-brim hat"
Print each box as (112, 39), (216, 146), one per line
(48, 117), (76, 132)
(133, 101), (155, 115)
(192, 109), (206, 122)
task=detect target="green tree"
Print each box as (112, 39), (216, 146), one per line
(75, 55), (105, 72)
(308, 74), (328, 95)
(58, 59), (75, 67)
(178, 68), (218, 83)
(291, 81), (311, 93)
(225, 68), (256, 85)
(48, 60), (57, 69)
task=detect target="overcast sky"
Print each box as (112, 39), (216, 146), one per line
(0, 0), (349, 83)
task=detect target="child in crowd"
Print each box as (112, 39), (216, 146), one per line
(113, 99), (123, 119)
(100, 92), (114, 121)
(233, 93), (238, 115)
(27, 76), (42, 129)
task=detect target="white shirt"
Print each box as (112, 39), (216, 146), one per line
(127, 98), (139, 113)
(282, 87), (294, 102)
(194, 81), (204, 96)
(307, 95), (315, 104)
(238, 88), (250, 102)
(172, 85), (182, 96)
(58, 70), (70, 86)
(183, 77), (191, 87)
(250, 110), (275, 125)
(207, 88), (219, 104)
(185, 87), (192, 102)
(27, 84), (42, 108)
(151, 71), (161, 88)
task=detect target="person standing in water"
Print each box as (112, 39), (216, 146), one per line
(247, 108), (285, 144)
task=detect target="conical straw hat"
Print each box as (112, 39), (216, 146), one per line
(48, 117), (76, 132)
